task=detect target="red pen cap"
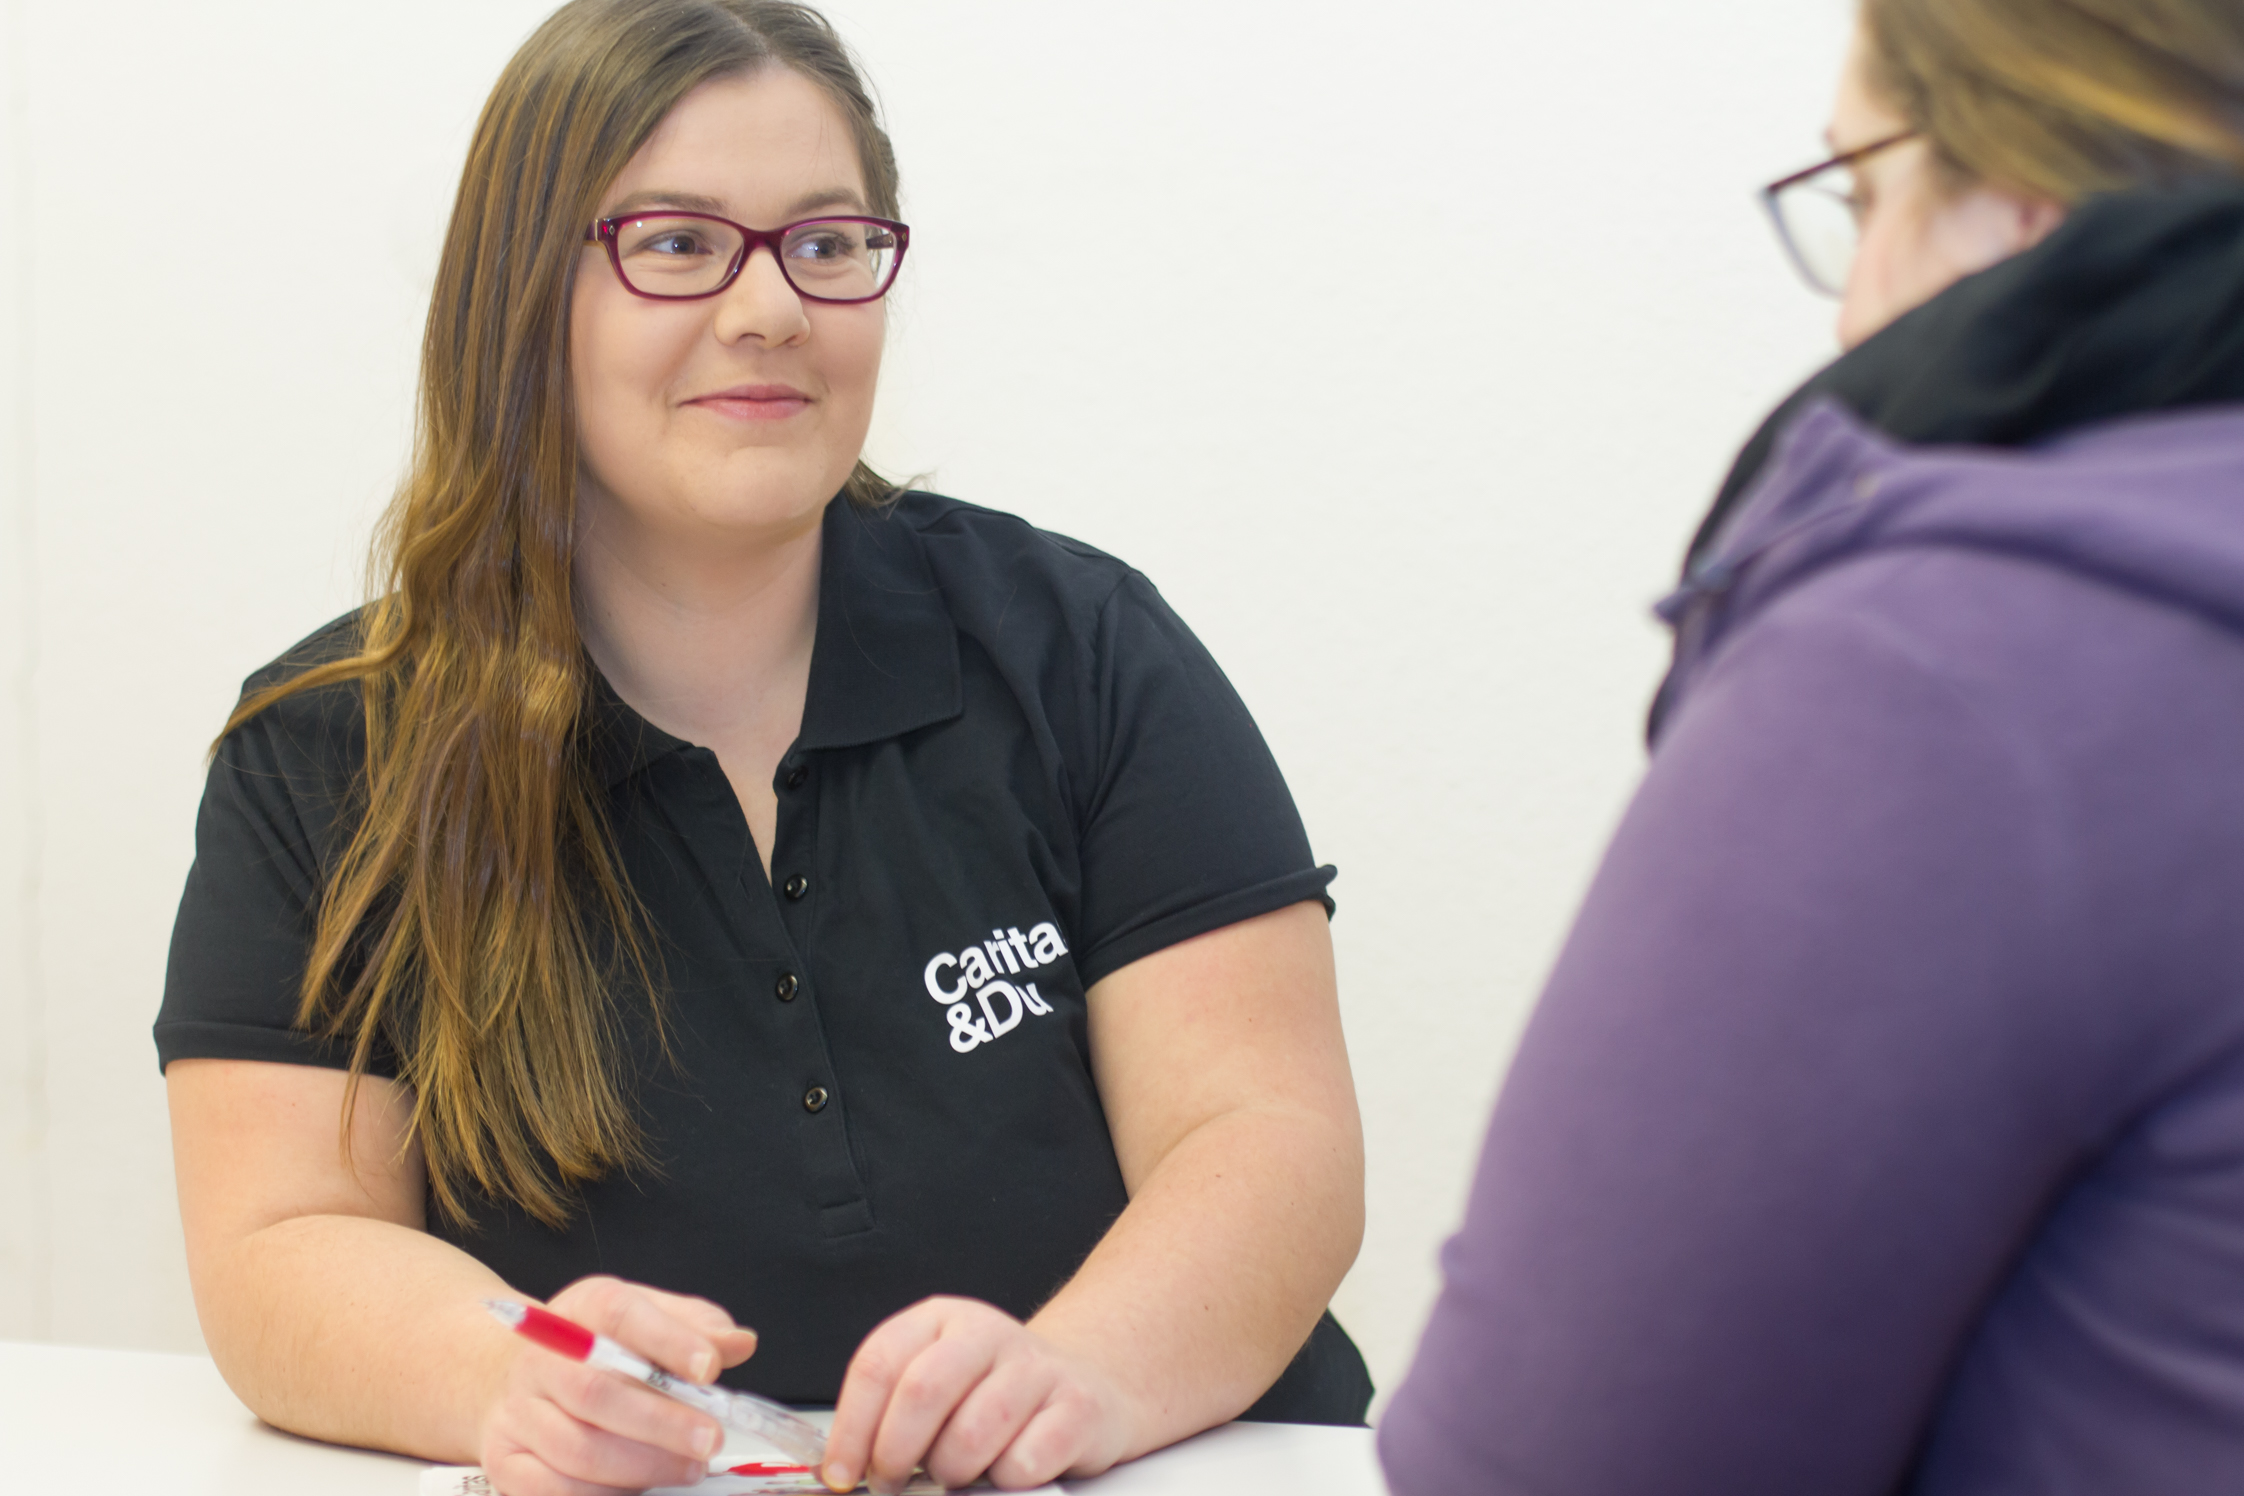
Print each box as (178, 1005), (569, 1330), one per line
(516, 1303), (597, 1361)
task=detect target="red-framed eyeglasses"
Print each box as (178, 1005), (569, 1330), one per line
(585, 212), (910, 303)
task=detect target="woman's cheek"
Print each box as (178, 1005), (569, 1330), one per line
(1838, 206), (1921, 348)
(1837, 252), (1892, 349)
(576, 325), (695, 493)
(834, 309), (886, 402)
(819, 308), (886, 456)
(572, 363), (646, 497)
(571, 296), (640, 486)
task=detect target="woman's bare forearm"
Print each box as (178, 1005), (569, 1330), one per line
(169, 1061), (520, 1462)
(196, 1211), (518, 1461)
(1027, 1099), (1365, 1457)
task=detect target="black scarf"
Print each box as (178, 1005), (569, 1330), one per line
(1683, 179), (2244, 571)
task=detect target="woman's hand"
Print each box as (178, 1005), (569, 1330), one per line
(479, 1276), (759, 1496)
(820, 1297), (1134, 1493)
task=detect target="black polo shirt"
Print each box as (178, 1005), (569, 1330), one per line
(156, 491), (1371, 1423)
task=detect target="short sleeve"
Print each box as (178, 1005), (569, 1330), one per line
(153, 678), (392, 1076)
(1378, 580), (2098, 1495)
(1068, 572), (1335, 989)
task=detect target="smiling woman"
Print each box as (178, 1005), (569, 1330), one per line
(151, 3), (1368, 1494)
(571, 68), (894, 561)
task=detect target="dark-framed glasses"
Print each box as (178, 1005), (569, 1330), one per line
(1762, 131), (1918, 296)
(586, 212), (911, 303)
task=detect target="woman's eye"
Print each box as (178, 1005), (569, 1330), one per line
(789, 232), (852, 262)
(638, 232), (709, 257)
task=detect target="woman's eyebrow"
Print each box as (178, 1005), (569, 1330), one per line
(783, 187), (871, 217)
(600, 187), (873, 220)
(605, 189), (730, 217)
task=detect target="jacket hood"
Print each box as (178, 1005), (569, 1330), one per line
(1685, 180), (2244, 571)
(1652, 398), (2244, 740)
(1652, 179), (2244, 740)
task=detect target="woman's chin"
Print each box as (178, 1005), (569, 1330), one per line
(675, 484), (838, 543)
(587, 462), (846, 550)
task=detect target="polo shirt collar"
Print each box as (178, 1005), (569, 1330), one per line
(587, 494), (962, 786)
(797, 493), (963, 751)
(588, 672), (687, 788)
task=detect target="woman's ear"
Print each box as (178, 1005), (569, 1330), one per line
(2012, 193), (2068, 250)
(1939, 184), (2069, 274)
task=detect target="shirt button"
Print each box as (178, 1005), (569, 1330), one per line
(785, 765), (808, 790)
(802, 1086), (829, 1113)
(775, 972), (799, 1002)
(783, 873), (810, 901)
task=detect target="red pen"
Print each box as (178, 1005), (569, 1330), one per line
(483, 1298), (829, 1468)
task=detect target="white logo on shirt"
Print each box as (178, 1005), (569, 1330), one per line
(922, 923), (1069, 1053)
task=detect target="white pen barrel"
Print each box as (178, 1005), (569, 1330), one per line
(576, 1322), (825, 1465)
(582, 1334), (657, 1381)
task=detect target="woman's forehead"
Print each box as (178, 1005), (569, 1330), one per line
(1829, 28), (1906, 146)
(605, 69), (868, 217)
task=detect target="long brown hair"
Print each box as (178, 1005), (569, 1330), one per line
(221, 0), (901, 1229)
(1861, 0), (2244, 199)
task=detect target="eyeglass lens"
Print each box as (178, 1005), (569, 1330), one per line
(1770, 163), (1863, 297)
(611, 216), (902, 301)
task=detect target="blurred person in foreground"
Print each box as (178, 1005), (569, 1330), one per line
(1381, 2), (2244, 1492)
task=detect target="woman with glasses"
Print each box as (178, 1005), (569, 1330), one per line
(1382, 2), (2244, 1493)
(153, 3), (1369, 1492)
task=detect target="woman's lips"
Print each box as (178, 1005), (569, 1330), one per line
(687, 384), (812, 422)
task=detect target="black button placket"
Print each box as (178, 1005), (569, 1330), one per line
(766, 751), (873, 1236)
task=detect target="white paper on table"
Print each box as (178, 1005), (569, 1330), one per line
(417, 1411), (1062, 1495)
(419, 1461), (1057, 1495)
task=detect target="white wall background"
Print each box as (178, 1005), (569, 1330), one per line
(0, 0), (1854, 1402)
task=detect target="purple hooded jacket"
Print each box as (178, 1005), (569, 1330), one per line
(1377, 399), (2244, 1493)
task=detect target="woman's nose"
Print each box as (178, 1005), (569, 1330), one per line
(711, 246), (811, 346)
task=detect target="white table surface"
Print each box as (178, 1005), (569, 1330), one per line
(0, 1341), (1385, 1494)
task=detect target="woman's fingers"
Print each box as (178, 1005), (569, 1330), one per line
(987, 1396), (1109, 1489)
(635, 1284), (762, 1371)
(822, 1300), (958, 1492)
(539, 1356), (724, 1461)
(480, 1274), (748, 1496)
(865, 1323), (1003, 1492)
(485, 1443), (642, 1496)
(551, 1275), (744, 1383)
(482, 1381), (709, 1496)
(823, 1297), (1134, 1495)
(517, 1388), (712, 1489)
(921, 1354), (1058, 1489)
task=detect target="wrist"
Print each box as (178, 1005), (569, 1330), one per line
(1024, 1313), (1149, 1466)
(462, 1306), (529, 1462)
